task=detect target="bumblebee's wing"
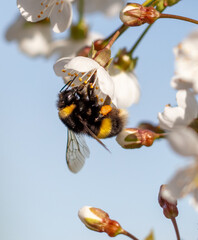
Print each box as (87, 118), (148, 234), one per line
(66, 130), (90, 173)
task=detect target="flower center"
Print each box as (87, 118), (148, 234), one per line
(37, 0), (65, 19)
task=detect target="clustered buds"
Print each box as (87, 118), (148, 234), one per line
(78, 206), (124, 237)
(116, 128), (160, 149)
(120, 3), (160, 27)
(158, 185), (179, 219)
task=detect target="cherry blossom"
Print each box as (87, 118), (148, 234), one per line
(158, 89), (198, 130)
(163, 127), (198, 211)
(171, 30), (198, 93)
(17, 0), (73, 33)
(53, 56), (115, 105)
(6, 15), (52, 57)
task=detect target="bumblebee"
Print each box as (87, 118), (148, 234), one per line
(57, 77), (128, 173)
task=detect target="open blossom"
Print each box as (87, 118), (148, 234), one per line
(54, 56), (138, 108)
(109, 64), (140, 108)
(171, 30), (198, 93)
(163, 127), (198, 211)
(54, 56), (115, 104)
(158, 89), (198, 130)
(17, 0), (73, 33)
(80, 0), (125, 17)
(6, 15), (52, 58)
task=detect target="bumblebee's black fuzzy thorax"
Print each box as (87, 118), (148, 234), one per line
(57, 86), (128, 138)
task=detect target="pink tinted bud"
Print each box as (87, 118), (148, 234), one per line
(120, 3), (160, 26)
(116, 128), (158, 149)
(78, 206), (124, 237)
(158, 185), (178, 219)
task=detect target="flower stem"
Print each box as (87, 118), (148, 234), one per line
(78, 0), (84, 23)
(128, 24), (152, 56)
(142, 0), (157, 7)
(123, 230), (139, 240)
(127, 7), (165, 56)
(105, 24), (128, 49)
(171, 217), (181, 240)
(160, 13), (198, 24)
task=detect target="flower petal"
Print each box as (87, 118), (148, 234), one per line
(162, 164), (198, 201)
(110, 68), (140, 108)
(53, 57), (72, 77)
(97, 67), (114, 101)
(65, 56), (100, 72)
(17, 0), (50, 22)
(50, 1), (72, 33)
(168, 127), (198, 157)
(189, 189), (198, 212)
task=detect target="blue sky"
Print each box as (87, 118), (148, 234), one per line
(1, 1), (198, 240)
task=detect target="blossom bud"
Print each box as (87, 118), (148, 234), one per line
(113, 48), (137, 71)
(120, 3), (160, 27)
(70, 21), (88, 40)
(78, 206), (124, 237)
(158, 185), (178, 219)
(116, 128), (159, 149)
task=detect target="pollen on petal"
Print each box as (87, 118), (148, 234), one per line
(38, 15), (41, 18)
(62, 69), (66, 72)
(100, 98), (104, 102)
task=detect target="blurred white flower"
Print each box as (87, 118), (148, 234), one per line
(171, 30), (198, 93)
(81, 0), (125, 17)
(158, 89), (198, 130)
(109, 64), (140, 108)
(17, 0), (73, 33)
(50, 32), (103, 58)
(163, 127), (198, 211)
(6, 15), (52, 58)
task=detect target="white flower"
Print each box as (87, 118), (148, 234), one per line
(6, 15), (53, 58)
(158, 89), (198, 130)
(171, 30), (198, 93)
(109, 65), (140, 108)
(54, 56), (115, 105)
(163, 127), (198, 211)
(17, 0), (73, 33)
(80, 0), (125, 17)
(50, 32), (103, 58)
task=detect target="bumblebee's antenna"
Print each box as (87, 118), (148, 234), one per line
(59, 76), (77, 92)
(78, 116), (111, 153)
